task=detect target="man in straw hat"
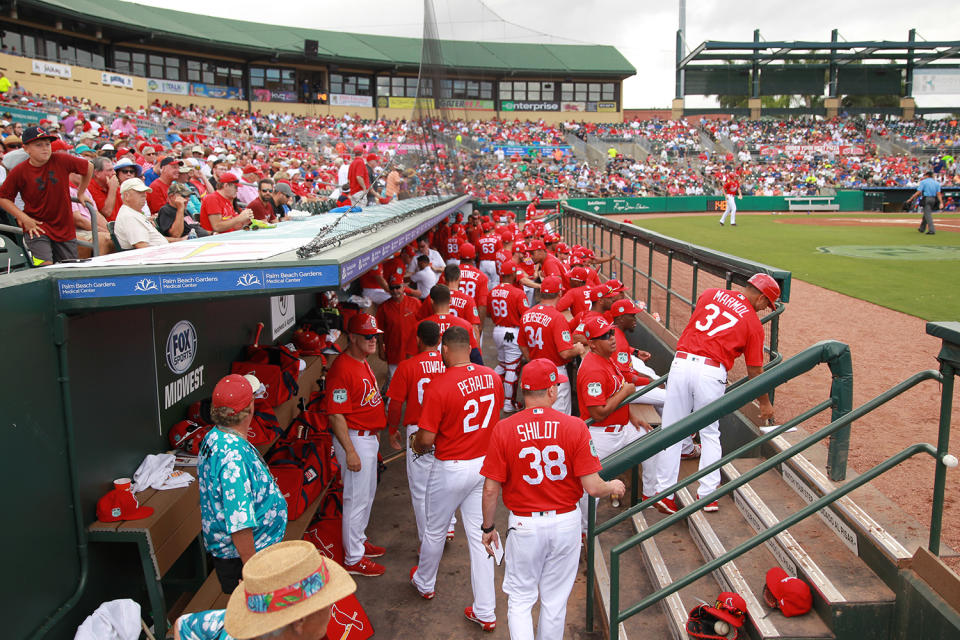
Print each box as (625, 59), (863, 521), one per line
(173, 540), (357, 640)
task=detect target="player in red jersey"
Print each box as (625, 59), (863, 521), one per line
(556, 266), (594, 317)
(422, 264), (481, 332)
(323, 313), (389, 577)
(655, 274), (779, 514)
(480, 359), (625, 640)
(386, 320), (454, 541)
(411, 327), (505, 631)
(488, 262), (530, 412)
(358, 263), (390, 307)
(527, 238), (568, 289)
(422, 284), (482, 364)
(477, 230), (502, 288)
(456, 243), (490, 327)
(519, 276), (585, 414)
(375, 274), (421, 384)
(720, 167), (741, 226)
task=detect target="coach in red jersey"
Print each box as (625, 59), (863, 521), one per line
(519, 276), (584, 414)
(376, 274), (421, 383)
(323, 313), (388, 577)
(655, 274), (779, 514)
(481, 359), (624, 640)
(423, 284), (482, 365)
(489, 262), (529, 412)
(411, 327), (504, 631)
(556, 266), (594, 317)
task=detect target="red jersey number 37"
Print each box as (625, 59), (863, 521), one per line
(694, 303), (739, 337)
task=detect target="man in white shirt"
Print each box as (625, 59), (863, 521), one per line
(114, 178), (180, 250)
(409, 254), (439, 299)
(408, 235), (445, 274)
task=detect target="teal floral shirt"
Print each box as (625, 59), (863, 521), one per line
(176, 610), (233, 640)
(198, 427), (287, 558)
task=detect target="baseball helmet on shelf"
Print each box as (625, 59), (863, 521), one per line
(168, 419), (210, 455)
(747, 273), (780, 307)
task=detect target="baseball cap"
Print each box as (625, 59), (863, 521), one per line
(540, 276), (562, 295)
(366, 153), (378, 162)
(604, 279), (626, 295)
(242, 164), (260, 175)
(178, 164), (192, 174)
(191, 145), (204, 154)
(274, 182), (294, 197)
(520, 358), (567, 390)
(159, 156), (182, 169)
(500, 261), (518, 277)
(387, 273), (404, 287)
(218, 173), (240, 185)
(501, 231), (514, 242)
(168, 182), (192, 197)
(555, 242), (569, 253)
(459, 243), (476, 259)
(705, 592), (747, 628)
(119, 178), (151, 194)
(610, 299), (640, 318)
(212, 374), (254, 412)
(348, 313), (383, 336)
(21, 126), (58, 145)
(583, 316), (613, 340)
(568, 266), (588, 282)
(763, 568), (812, 617)
(526, 239), (546, 252)
(96, 487), (154, 523)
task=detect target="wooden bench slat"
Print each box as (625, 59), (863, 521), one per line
(155, 504), (202, 577)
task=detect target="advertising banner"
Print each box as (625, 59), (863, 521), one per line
(500, 100), (560, 112)
(438, 98), (495, 111)
(253, 88), (298, 102)
(147, 78), (189, 95)
(101, 72), (134, 88)
(190, 83), (243, 99)
(331, 93), (373, 107)
(759, 144), (866, 157)
(597, 101), (618, 112)
(561, 102), (586, 112)
(487, 145), (572, 158)
(387, 96), (435, 109)
(914, 70), (960, 95)
(32, 59), (71, 79)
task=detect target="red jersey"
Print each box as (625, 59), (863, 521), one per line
(382, 256), (406, 281)
(199, 191), (238, 232)
(458, 263), (490, 308)
(323, 353), (387, 431)
(477, 235), (501, 260)
(347, 157), (367, 195)
(577, 351), (630, 427)
(612, 326), (650, 386)
(375, 294), (421, 364)
(386, 349), (445, 426)
(358, 265), (385, 290)
(494, 248), (512, 266)
(467, 225), (482, 247)
(419, 363), (504, 460)
(488, 283), (528, 327)
(519, 304), (574, 366)
(570, 309), (602, 335)
(423, 313), (480, 351)
(417, 290), (480, 325)
(481, 407), (601, 512)
(676, 288), (765, 371)
(147, 178), (171, 214)
(435, 225), (451, 259)
(445, 233), (463, 260)
(0, 152), (89, 241)
(540, 254), (568, 288)
(724, 178), (740, 196)
(86, 179), (121, 221)
(557, 285), (594, 316)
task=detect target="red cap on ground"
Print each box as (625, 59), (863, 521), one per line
(520, 358), (568, 390)
(212, 374), (253, 412)
(96, 488), (154, 523)
(583, 316), (613, 340)
(764, 568), (813, 617)
(705, 592), (748, 628)
(540, 276), (562, 295)
(348, 312), (383, 336)
(459, 242), (476, 259)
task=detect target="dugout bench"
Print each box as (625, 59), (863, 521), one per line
(785, 195), (840, 212)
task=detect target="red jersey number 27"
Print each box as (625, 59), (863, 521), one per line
(463, 393), (497, 433)
(694, 303), (739, 337)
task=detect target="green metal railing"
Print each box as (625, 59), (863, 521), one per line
(584, 323), (960, 639)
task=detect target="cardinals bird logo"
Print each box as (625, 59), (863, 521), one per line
(360, 378), (382, 408)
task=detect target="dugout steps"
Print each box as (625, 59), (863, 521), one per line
(592, 446), (911, 640)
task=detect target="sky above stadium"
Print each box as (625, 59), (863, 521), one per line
(138, 0), (960, 108)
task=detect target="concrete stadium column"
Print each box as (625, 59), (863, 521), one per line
(671, 98), (685, 120)
(748, 98), (762, 120)
(900, 97), (916, 120)
(825, 97), (840, 119)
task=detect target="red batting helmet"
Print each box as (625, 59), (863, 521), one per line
(748, 273), (780, 307)
(293, 328), (323, 355)
(168, 419), (210, 455)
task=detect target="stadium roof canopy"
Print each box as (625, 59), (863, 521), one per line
(23, 0), (636, 77)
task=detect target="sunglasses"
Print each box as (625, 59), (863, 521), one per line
(592, 330), (615, 341)
(261, 189), (274, 193)
(389, 285), (402, 290)
(357, 333), (378, 341)
(117, 168), (136, 174)
(6, 143), (22, 149)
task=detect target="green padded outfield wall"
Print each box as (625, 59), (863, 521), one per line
(564, 191), (864, 214)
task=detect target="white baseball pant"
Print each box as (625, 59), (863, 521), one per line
(361, 287), (391, 306)
(405, 425), (457, 541)
(333, 431), (381, 565)
(414, 456), (496, 622)
(479, 260), (499, 287)
(655, 355), (727, 499)
(493, 326), (522, 410)
(720, 194), (737, 225)
(553, 365), (571, 415)
(523, 285), (535, 307)
(503, 508), (582, 640)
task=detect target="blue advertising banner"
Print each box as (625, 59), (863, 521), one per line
(481, 145), (572, 157)
(190, 83), (243, 100)
(57, 265), (338, 301)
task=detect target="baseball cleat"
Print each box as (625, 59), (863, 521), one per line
(654, 497), (678, 515)
(344, 557), (385, 577)
(719, 221), (724, 226)
(681, 444), (702, 460)
(464, 606), (496, 632)
(363, 541), (385, 558)
(702, 501), (719, 512)
(731, 223), (737, 226)
(410, 566), (435, 599)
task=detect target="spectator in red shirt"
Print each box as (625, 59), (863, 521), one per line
(347, 146), (368, 205)
(85, 156), (120, 221)
(199, 174), (252, 233)
(0, 126), (93, 264)
(147, 156), (181, 214)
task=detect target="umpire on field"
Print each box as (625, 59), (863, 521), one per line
(905, 170), (943, 235)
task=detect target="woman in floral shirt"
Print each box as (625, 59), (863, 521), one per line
(199, 374), (287, 593)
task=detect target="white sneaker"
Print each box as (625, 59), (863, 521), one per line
(503, 401), (516, 413)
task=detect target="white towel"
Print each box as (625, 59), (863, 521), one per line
(132, 453), (195, 492)
(74, 599), (141, 640)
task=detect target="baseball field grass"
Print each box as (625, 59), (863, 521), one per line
(622, 213), (960, 321)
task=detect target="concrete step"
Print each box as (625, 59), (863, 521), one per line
(724, 458), (897, 639)
(674, 485), (835, 640)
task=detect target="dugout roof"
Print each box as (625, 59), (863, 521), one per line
(22, 0), (636, 77)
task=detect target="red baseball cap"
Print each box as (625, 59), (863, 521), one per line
(387, 273), (404, 286)
(540, 276), (562, 295)
(604, 279), (626, 296)
(500, 261), (518, 276)
(610, 299), (640, 318)
(706, 592), (747, 628)
(218, 173), (239, 184)
(764, 568), (812, 617)
(366, 153), (378, 162)
(556, 242), (569, 254)
(348, 312), (383, 336)
(526, 239), (546, 252)
(583, 316), (613, 340)
(212, 374), (254, 412)
(501, 231), (514, 242)
(242, 164), (260, 175)
(459, 242), (476, 259)
(520, 358), (568, 390)
(568, 266), (588, 282)
(96, 488), (154, 523)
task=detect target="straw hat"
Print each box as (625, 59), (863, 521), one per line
(224, 541), (356, 639)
